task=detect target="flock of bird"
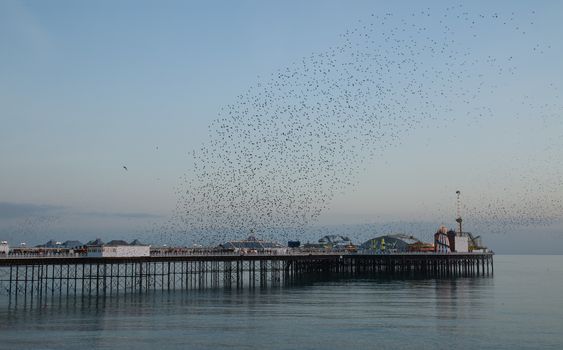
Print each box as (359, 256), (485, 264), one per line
(141, 6), (563, 245)
(3, 7), (560, 247)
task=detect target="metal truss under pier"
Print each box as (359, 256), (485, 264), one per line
(0, 253), (493, 301)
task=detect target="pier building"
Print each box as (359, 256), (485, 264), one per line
(219, 235), (286, 254)
(360, 234), (421, 253)
(0, 241), (8, 256)
(86, 240), (150, 258)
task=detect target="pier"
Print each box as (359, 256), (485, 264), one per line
(0, 253), (493, 302)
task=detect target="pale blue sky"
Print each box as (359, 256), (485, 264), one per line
(0, 1), (562, 252)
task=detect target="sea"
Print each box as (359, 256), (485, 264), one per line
(1, 255), (562, 350)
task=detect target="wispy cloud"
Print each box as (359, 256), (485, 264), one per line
(0, 202), (162, 220)
(80, 211), (164, 219)
(0, 202), (64, 219)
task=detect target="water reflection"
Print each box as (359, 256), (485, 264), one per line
(0, 273), (495, 350)
(1, 272), (494, 311)
(3, 256), (561, 350)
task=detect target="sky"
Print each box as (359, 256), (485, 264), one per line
(0, 1), (562, 253)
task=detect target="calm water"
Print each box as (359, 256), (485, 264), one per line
(1, 255), (562, 350)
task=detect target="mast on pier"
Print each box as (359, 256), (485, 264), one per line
(456, 190), (462, 234)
